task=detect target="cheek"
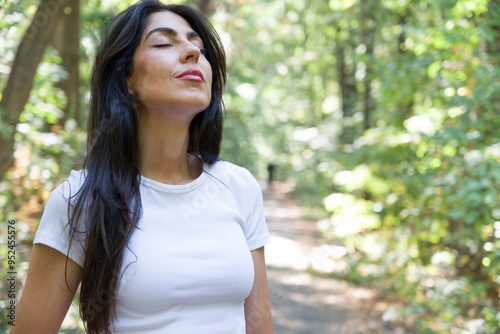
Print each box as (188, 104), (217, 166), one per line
(135, 55), (161, 83)
(205, 65), (214, 91)
(127, 53), (144, 92)
(129, 55), (167, 99)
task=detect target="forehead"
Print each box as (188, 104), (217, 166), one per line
(143, 11), (195, 39)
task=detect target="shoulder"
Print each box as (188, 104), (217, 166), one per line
(205, 160), (261, 193)
(49, 169), (87, 205)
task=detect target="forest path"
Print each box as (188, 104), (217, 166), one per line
(262, 181), (409, 334)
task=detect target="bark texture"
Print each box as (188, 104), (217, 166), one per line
(0, 0), (67, 181)
(52, 0), (80, 126)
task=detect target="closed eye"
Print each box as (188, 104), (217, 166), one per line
(153, 43), (173, 48)
(200, 47), (208, 55)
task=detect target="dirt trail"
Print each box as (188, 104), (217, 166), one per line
(263, 182), (409, 334)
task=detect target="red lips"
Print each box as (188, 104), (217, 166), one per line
(176, 69), (204, 82)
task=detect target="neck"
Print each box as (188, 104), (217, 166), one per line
(137, 112), (201, 185)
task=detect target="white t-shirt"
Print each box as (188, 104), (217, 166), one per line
(33, 160), (271, 333)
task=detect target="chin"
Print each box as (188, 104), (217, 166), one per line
(154, 103), (209, 124)
(184, 101), (210, 113)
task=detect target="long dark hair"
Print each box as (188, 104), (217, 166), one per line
(68, 1), (226, 333)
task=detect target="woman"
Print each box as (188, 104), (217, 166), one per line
(12, 1), (273, 333)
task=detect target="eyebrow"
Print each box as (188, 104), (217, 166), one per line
(144, 27), (201, 42)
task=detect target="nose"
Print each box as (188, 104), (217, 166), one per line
(181, 42), (201, 63)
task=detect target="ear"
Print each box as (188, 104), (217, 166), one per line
(126, 77), (134, 96)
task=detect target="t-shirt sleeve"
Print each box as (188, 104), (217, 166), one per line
(241, 171), (271, 251)
(33, 178), (85, 268)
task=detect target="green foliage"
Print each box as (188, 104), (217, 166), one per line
(273, 0), (500, 331)
(217, 0), (500, 331)
(0, 1), (106, 331)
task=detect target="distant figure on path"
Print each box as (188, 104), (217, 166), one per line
(267, 163), (276, 187)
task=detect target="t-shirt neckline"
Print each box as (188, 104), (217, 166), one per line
(139, 162), (210, 193)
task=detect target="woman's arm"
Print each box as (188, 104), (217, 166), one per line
(10, 244), (83, 334)
(244, 246), (273, 334)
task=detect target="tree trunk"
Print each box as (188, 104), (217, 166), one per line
(52, 0), (80, 127)
(361, 0), (375, 131)
(362, 52), (373, 131)
(396, 10), (415, 127)
(486, 1), (500, 64)
(0, 0), (68, 182)
(336, 24), (357, 143)
(336, 28), (355, 118)
(197, 0), (213, 16)
(398, 13), (407, 54)
(336, 40), (347, 118)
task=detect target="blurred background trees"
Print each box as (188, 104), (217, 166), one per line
(1, 0), (499, 332)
